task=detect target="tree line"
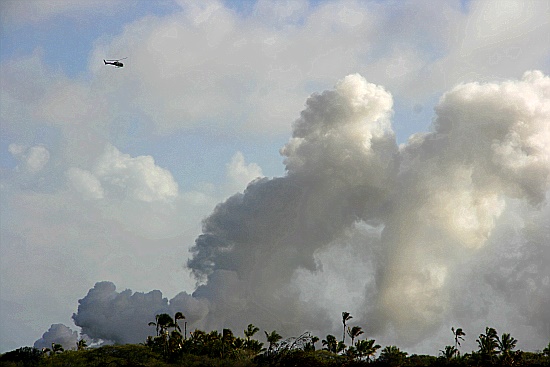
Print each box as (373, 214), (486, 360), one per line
(2, 311), (549, 366)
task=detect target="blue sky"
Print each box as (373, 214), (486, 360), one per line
(1, 0), (549, 355)
(1, 0), (446, 189)
(0, 0), (450, 186)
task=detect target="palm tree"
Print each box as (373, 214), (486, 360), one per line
(544, 342), (550, 357)
(158, 313), (176, 334)
(440, 345), (458, 361)
(174, 312), (185, 334)
(379, 345), (407, 366)
(498, 333), (517, 353)
(244, 324), (259, 345)
(356, 339), (380, 362)
(477, 327), (499, 363)
(342, 312), (352, 343)
(148, 313), (176, 336)
(337, 341), (346, 354)
(221, 328), (236, 359)
(222, 329), (235, 342)
(304, 336), (319, 352)
(451, 327), (465, 353)
(264, 330), (282, 354)
(498, 332), (518, 365)
(168, 329), (183, 355)
(51, 343), (64, 354)
(148, 313), (176, 355)
(346, 345), (358, 359)
(322, 334), (338, 353)
(157, 314), (176, 336)
(148, 320), (159, 336)
(312, 336), (320, 344)
(347, 326), (364, 347)
(76, 339), (87, 351)
(246, 339), (265, 355)
(189, 328), (206, 353)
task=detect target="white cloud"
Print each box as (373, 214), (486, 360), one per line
(91, 0), (547, 138)
(423, 0), (550, 93)
(184, 72), (550, 350)
(36, 82), (108, 128)
(1, 136), (266, 351)
(225, 151), (263, 193)
(7, 143), (25, 156)
(24, 146), (50, 173)
(82, 0), (406, 135)
(184, 74), (398, 341)
(8, 144), (50, 173)
(460, 0), (548, 55)
(67, 144), (179, 203)
(92, 144), (179, 202)
(4, 0), (547, 143)
(1, 0), (550, 355)
(1, 0), (133, 25)
(66, 167), (104, 200)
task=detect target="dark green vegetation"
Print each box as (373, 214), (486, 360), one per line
(2, 312), (549, 367)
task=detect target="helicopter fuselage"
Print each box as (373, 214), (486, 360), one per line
(104, 60), (124, 68)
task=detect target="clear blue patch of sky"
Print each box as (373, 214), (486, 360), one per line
(391, 94), (439, 144)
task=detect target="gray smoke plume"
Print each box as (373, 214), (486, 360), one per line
(33, 324), (78, 351)
(368, 70), (550, 346)
(72, 72), (549, 352)
(188, 74), (398, 334)
(72, 281), (208, 344)
(187, 71), (549, 348)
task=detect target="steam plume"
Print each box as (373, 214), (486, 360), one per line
(72, 281), (208, 344)
(33, 324), (78, 351)
(73, 72), (549, 351)
(188, 74), (397, 334)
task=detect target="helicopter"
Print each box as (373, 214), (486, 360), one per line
(103, 57), (127, 68)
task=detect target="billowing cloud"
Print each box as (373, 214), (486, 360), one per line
(9, 144), (50, 173)
(225, 151), (263, 193)
(0, 138), (259, 351)
(83, 1), (446, 135)
(67, 144), (178, 202)
(368, 70), (550, 345)
(185, 72), (548, 350)
(2, 0), (550, 356)
(36, 71), (550, 353)
(66, 167), (105, 200)
(33, 324), (78, 351)
(69, 74), (398, 342)
(72, 281), (208, 344)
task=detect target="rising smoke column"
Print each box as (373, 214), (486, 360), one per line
(72, 281), (209, 344)
(187, 71), (550, 344)
(72, 71), (549, 349)
(33, 324), (78, 351)
(371, 70), (550, 344)
(188, 74), (398, 334)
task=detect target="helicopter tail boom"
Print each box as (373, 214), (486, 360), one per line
(103, 58), (126, 68)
